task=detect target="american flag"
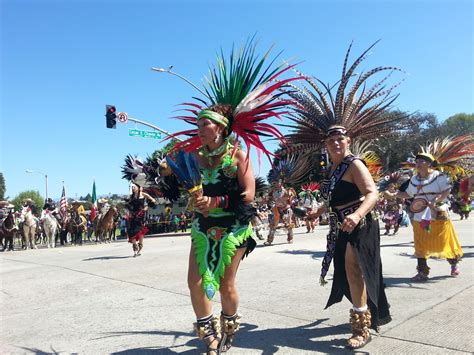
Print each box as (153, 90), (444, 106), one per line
(59, 186), (67, 218)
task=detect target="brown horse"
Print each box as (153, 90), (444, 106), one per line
(1, 211), (17, 251)
(94, 205), (117, 243)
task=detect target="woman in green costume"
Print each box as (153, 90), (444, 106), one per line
(190, 104), (256, 354)
(160, 41), (298, 354)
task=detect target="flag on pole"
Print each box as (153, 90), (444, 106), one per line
(90, 180), (97, 222)
(59, 185), (67, 218)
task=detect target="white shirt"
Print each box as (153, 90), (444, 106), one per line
(405, 170), (451, 221)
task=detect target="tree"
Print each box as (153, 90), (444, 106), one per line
(440, 113), (474, 137)
(152, 138), (180, 159)
(0, 173), (5, 200)
(373, 112), (442, 171)
(12, 190), (44, 215)
(78, 193), (92, 202)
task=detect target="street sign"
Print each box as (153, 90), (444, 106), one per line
(128, 129), (161, 139)
(117, 112), (128, 123)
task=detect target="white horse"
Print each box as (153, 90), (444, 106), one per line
(40, 209), (60, 248)
(20, 206), (37, 249)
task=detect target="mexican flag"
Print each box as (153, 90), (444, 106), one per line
(90, 180), (97, 221)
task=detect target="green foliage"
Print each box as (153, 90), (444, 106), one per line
(152, 138), (180, 158)
(440, 113), (474, 137)
(12, 190), (44, 215)
(0, 173), (5, 200)
(79, 193), (92, 202)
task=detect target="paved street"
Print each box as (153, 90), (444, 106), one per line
(1, 217), (473, 354)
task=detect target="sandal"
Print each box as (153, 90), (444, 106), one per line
(450, 265), (460, 276)
(219, 313), (241, 353)
(347, 333), (372, 349)
(411, 272), (429, 282)
(346, 309), (371, 350)
(204, 337), (220, 355)
(194, 315), (221, 355)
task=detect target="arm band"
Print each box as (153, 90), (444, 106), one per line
(215, 195), (229, 209)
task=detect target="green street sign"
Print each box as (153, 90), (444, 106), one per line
(128, 129), (161, 139)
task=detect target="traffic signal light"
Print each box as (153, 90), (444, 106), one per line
(105, 105), (117, 129)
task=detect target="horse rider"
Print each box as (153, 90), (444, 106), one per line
(1, 202), (16, 252)
(20, 199), (37, 250)
(43, 198), (57, 212)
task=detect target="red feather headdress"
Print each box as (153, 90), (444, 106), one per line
(162, 39), (300, 164)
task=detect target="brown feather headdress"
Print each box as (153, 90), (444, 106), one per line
(418, 134), (474, 177)
(283, 41), (411, 154)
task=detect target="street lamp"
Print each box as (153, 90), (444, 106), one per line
(151, 66), (208, 97)
(25, 170), (48, 201)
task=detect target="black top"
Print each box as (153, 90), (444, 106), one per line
(330, 180), (363, 207)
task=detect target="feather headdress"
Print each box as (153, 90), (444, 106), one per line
(378, 171), (409, 192)
(283, 41), (410, 154)
(255, 176), (269, 197)
(267, 154), (310, 186)
(302, 182), (320, 192)
(164, 38), (300, 163)
(121, 155), (180, 201)
(418, 134), (474, 177)
(350, 140), (384, 181)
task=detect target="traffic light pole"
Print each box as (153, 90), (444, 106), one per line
(126, 116), (183, 142)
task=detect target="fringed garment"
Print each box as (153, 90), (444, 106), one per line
(192, 151), (255, 300)
(321, 155), (391, 330)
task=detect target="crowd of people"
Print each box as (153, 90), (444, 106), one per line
(2, 40), (473, 354)
(116, 39), (473, 354)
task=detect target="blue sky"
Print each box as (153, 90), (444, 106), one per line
(1, 0), (473, 201)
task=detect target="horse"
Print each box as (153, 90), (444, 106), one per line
(1, 211), (17, 251)
(94, 205), (117, 243)
(40, 209), (60, 248)
(20, 206), (37, 249)
(67, 210), (87, 245)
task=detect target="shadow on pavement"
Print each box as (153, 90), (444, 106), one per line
(384, 275), (452, 289)
(104, 319), (354, 354)
(16, 346), (60, 354)
(82, 255), (134, 261)
(277, 249), (326, 260)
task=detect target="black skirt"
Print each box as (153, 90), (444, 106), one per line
(324, 213), (391, 330)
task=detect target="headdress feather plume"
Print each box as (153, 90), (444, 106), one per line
(163, 38), (300, 164)
(283, 42), (411, 154)
(419, 134), (474, 177)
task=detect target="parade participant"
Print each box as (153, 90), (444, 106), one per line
(20, 199), (37, 250)
(264, 180), (295, 245)
(285, 42), (410, 349)
(451, 175), (472, 220)
(178, 212), (187, 232)
(43, 197), (56, 212)
(386, 135), (473, 280)
(0, 202), (16, 252)
(265, 156), (309, 245)
(382, 183), (403, 235)
(379, 173), (405, 235)
(70, 201), (87, 245)
(153, 41), (298, 354)
(126, 183), (156, 257)
(298, 182), (321, 233)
